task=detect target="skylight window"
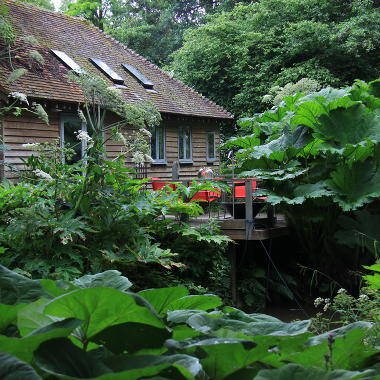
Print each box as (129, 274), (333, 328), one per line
(90, 58), (124, 85)
(51, 50), (83, 74)
(122, 63), (154, 89)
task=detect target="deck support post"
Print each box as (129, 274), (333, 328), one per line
(245, 180), (253, 240)
(229, 243), (238, 306)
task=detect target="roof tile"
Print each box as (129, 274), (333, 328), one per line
(2, 0), (233, 120)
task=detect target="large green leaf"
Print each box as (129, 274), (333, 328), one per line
(264, 182), (333, 206)
(286, 328), (378, 371)
(314, 104), (380, 148)
(0, 304), (26, 331)
(249, 125), (311, 161)
(335, 211), (380, 255)
(167, 295), (222, 312)
(17, 298), (55, 336)
(138, 286), (189, 315)
(223, 307), (281, 323)
(254, 363), (374, 380)
(306, 322), (373, 347)
(105, 354), (202, 379)
(0, 265), (48, 305)
(72, 271), (132, 291)
(187, 313), (310, 336)
(35, 338), (111, 379)
(0, 351), (42, 380)
(36, 338), (200, 380)
(91, 322), (171, 354)
(167, 310), (222, 325)
(0, 318), (81, 363)
(44, 288), (164, 340)
(327, 160), (380, 211)
(182, 339), (260, 379)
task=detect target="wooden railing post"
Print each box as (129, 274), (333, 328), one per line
(245, 179), (253, 239)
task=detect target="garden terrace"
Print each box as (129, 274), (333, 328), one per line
(150, 177), (289, 241)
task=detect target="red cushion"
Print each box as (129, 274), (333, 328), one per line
(233, 180), (258, 198)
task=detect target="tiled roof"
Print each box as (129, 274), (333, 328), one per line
(1, 0), (233, 120)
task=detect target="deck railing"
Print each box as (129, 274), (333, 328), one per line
(150, 177), (276, 240)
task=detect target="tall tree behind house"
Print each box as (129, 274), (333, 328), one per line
(62, 0), (252, 66)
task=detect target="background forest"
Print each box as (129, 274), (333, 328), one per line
(19, 0), (380, 118)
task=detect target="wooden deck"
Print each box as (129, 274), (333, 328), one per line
(188, 213), (288, 241)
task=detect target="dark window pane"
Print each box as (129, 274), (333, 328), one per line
(151, 128), (157, 160)
(63, 119), (82, 164)
(207, 132), (215, 160)
(151, 125), (165, 161)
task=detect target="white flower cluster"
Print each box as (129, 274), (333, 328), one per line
(337, 288), (347, 295)
(34, 169), (53, 181)
(9, 92), (29, 105)
(22, 143), (40, 149)
(115, 132), (127, 145)
(144, 154), (154, 163)
(314, 297), (331, 311)
(139, 128), (152, 138)
(132, 151), (145, 164)
(359, 294), (369, 302)
(61, 234), (73, 245)
(75, 130), (93, 143)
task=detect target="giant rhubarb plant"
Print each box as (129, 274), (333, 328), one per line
(224, 79), (380, 264)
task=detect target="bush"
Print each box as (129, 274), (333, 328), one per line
(0, 265), (379, 379)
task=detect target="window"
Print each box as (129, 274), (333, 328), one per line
(51, 50), (83, 74)
(122, 63), (154, 89)
(206, 132), (216, 162)
(151, 125), (165, 163)
(89, 58), (124, 85)
(178, 126), (192, 162)
(60, 115), (87, 164)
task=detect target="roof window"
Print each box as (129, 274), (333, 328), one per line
(90, 58), (124, 85)
(122, 63), (154, 89)
(51, 50), (83, 74)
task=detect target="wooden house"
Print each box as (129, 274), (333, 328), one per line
(0, 0), (233, 180)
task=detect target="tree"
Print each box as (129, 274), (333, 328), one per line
(63, 0), (253, 65)
(19, 0), (55, 10)
(170, 0), (380, 116)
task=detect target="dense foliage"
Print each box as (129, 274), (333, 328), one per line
(171, 0), (380, 116)
(62, 0), (252, 66)
(0, 265), (379, 379)
(19, 0), (55, 10)
(224, 78), (380, 289)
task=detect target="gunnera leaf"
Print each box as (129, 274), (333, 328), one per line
(0, 265), (48, 305)
(327, 159), (380, 211)
(0, 351), (42, 380)
(255, 363), (374, 379)
(72, 270), (132, 292)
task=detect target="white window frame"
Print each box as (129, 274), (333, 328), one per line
(206, 131), (216, 163)
(60, 114), (87, 163)
(151, 124), (166, 164)
(178, 126), (192, 163)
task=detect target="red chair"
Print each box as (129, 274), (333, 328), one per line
(151, 178), (177, 191)
(233, 179), (266, 200)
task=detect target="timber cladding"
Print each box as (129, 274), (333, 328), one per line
(1, 111), (220, 180)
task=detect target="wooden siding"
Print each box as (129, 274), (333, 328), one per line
(105, 118), (221, 180)
(2, 112), (221, 180)
(2, 114), (60, 179)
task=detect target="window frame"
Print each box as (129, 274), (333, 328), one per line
(206, 131), (216, 163)
(59, 114), (87, 164)
(178, 125), (193, 163)
(151, 124), (166, 164)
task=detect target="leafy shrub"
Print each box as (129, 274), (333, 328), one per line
(0, 265), (379, 379)
(224, 78), (380, 290)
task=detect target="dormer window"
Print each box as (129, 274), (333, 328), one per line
(51, 50), (83, 74)
(90, 58), (124, 85)
(122, 63), (154, 89)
